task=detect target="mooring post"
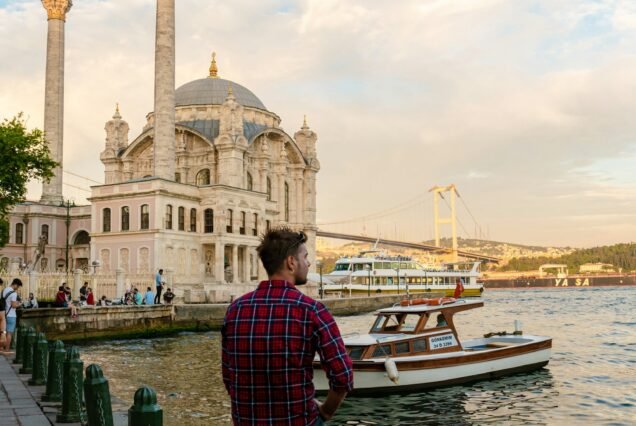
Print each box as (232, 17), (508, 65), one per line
(29, 332), (48, 385)
(13, 324), (26, 364)
(84, 364), (114, 426)
(19, 327), (36, 374)
(57, 346), (86, 423)
(128, 386), (163, 426)
(43, 340), (65, 402)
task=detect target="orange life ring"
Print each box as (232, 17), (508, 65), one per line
(400, 297), (456, 306)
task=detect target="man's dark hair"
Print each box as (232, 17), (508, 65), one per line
(11, 278), (22, 287)
(159, 269), (163, 274)
(257, 227), (307, 276)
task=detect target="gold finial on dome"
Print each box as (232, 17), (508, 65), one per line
(302, 114), (309, 129)
(209, 52), (219, 78)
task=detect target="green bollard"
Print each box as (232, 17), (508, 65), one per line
(29, 332), (48, 385)
(13, 324), (26, 364)
(84, 364), (114, 426)
(43, 340), (65, 402)
(128, 386), (163, 426)
(57, 347), (86, 423)
(19, 327), (36, 374)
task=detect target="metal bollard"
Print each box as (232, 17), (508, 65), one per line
(128, 386), (163, 426)
(43, 340), (65, 402)
(13, 324), (26, 364)
(57, 346), (86, 423)
(29, 332), (48, 385)
(84, 364), (114, 426)
(19, 327), (36, 374)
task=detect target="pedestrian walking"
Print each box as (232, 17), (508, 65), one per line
(1, 278), (23, 353)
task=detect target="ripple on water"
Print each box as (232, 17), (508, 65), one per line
(78, 288), (636, 425)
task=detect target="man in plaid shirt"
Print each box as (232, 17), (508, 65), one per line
(222, 228), (353, 425)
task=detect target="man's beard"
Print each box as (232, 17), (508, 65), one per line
(295, 272), (308, 286)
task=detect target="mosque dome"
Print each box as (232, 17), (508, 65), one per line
(175, 77), (267, 110)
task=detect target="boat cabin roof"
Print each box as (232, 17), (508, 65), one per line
(377, 299), (483, 315)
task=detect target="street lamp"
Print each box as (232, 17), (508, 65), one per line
(60, 199), (74, 274)
(317, 260), (324, 300)
(364, 264), (371, 297)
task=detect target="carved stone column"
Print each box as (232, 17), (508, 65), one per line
(40, 0), (72, 205)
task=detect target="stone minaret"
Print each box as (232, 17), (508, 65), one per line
(153, 0), (176, 180)
(40, 0), (72, 205)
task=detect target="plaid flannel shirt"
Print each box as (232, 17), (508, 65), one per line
(222, 280), (354, 425)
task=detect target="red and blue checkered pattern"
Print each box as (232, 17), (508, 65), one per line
(222, 280), (354, 425)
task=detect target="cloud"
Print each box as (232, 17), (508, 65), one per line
(2, 0), (636, 247)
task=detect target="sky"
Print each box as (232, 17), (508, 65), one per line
(2, 0), (636, 248)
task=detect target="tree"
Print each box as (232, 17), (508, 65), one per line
(0, 114), (58, 246)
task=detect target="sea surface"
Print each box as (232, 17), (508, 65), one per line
(79, 287), (636, 425)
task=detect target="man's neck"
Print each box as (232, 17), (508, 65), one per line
(268, 272), (295, 286)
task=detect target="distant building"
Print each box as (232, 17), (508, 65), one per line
(579, 263), (614, 273)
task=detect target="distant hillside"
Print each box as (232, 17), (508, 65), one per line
(421, 237), (575, 259)
(499, 243), (636, 272)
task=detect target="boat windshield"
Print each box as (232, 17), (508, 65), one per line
(371, 313), (422, 333)
(334, 263), (350, 271)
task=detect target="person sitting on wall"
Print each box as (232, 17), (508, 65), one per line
(437, 313), (447, 327)
(54, 286), (67, 307)
(79, 281), (89, 303)
(98, 295), (110, 307)
(163, 288), (175, 304)
(133, 288), (142, 305)
(64, 286), (78, 318)
(144, 287), (154, 305)
(86, 288), (95, 306)
(23, 293), (38, 309)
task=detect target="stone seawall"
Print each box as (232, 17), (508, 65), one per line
(19, 293), (432, 340)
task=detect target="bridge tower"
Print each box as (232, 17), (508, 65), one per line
(429, 184), (458, 262)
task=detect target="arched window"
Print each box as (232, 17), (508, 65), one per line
(204, 209), (214, 233)
(178, 207), (185, 231)
(15, 223), (23, 244)
(73, 230), (90, 245)
(140, 205), (149, 230)
(226, 209), (233, 233)
(246, 172), (253, 191)
(240, 211), (246, 235)
(165, 205), (173, 229)
(103, 208), (111, 232)
(253, 213), (258, 236)
(121, 206), (130, 231)
(190, 208), (197, 232)
(284, 182), (289, 222)
(41, 224), (49, 243)
(266, 177), (272, 200)
(196, 169), (210, 186)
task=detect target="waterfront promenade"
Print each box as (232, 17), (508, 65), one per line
(0, 354), (128, 425)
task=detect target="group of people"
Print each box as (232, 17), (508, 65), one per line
(121, 285), (174, 305)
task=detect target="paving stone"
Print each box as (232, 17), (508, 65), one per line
(14, 414), (50, 426)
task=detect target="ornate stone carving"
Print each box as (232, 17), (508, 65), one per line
(119, 248), (129, 273)
(139, 247), (149, 273)
(42, 0), (72, 21)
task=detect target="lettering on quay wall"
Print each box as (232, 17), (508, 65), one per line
(554, 278), (590, 287)
(429, 334), (457, 350)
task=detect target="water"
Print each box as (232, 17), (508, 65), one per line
(79, 287), (636, 425)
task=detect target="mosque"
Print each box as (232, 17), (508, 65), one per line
(1, 1), (319, 295)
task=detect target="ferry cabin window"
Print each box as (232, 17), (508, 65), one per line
(400, 314), (420, 332)
(395, 341), (410, 355)
(413, 338), (427, 353)
(334, 263), (350, 271)
(374, 262), (383, 269)
(372, 344), (392, 358)
(348, 347), (366, 360)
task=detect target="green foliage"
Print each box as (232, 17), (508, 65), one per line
(499, 243), (636, 272)
(0, 218), (8, 248)
(0, 113), (57, 224)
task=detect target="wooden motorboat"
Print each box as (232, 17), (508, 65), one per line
(313, 298), (551, 394)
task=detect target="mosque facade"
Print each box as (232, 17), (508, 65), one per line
(1, 1), (320, 294)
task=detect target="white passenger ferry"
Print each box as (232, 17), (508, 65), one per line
(324, 251), (484, 297)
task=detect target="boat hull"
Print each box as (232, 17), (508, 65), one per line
(323, 287), (484, 297)
(483, 274), (636, 289)
(313, 338), (551, 394)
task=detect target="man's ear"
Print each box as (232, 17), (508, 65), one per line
(285, 254), (297, 272)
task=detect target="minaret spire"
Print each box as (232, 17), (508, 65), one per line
(153, 0), (176, 180)
(40, 0), (73, 205)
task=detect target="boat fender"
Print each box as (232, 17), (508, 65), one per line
(384, 357), (399, 384)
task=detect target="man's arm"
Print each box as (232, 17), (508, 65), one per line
(315, 389), (347, 421)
